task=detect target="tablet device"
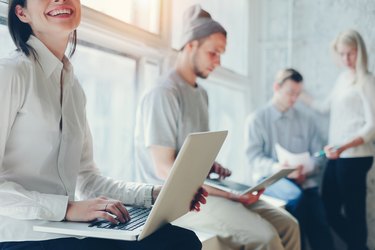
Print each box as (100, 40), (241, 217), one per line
(204, 168), (295, 196)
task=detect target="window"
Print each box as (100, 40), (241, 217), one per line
(74, 8), (164, 181)
(139, 61), (160, 98)
(81, 0), (161, 34)
(72, 44), (139, 181)
(200, 78), (249, 182)
(0, 5), (16, 58)
(0, 17), (15, 58)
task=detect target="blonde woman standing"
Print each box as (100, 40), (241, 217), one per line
(302, 29), (375, 250)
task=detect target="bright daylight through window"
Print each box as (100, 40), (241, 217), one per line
(81, 0), (161, 34)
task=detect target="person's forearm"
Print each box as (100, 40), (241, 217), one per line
(149, 145), (176, 180)
(155, 164), (172, 180)
(202, 184), (230, 198)
(339, 136), (364, 153)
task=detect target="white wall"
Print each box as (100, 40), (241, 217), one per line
(250, 0), (375, 248)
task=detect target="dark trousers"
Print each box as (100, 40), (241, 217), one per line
(265, 178), (334, 250)
(289, 187), (334, 250)
(0, 223), (202, 250)
(322, 157), (372, 250)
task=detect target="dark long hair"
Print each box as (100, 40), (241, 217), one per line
(8, 0), (77, 58)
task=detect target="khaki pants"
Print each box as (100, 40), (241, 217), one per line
(173, 196), (300, 250)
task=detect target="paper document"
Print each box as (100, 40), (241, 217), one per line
(275, 143), (314, 174)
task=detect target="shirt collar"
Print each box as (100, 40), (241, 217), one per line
(269, 101), (295, 122)
(27, 36), (72, 78)
(170, 69), (200, 91)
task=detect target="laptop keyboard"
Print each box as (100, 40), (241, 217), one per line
(88, 207), (151, 231)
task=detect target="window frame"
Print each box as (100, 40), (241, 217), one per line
(79, 3), (171, 58)
(77, 4), (170, 95)
(76, 6), (170, 181)
(81, 0), (163, 35)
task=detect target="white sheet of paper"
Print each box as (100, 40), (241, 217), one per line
(275, 143), (314, 174)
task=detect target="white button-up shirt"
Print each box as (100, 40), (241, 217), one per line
(0, 36), (153, 242)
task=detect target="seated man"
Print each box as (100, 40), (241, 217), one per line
(245, 68), (334, 250)
(134, 5), (300, 250)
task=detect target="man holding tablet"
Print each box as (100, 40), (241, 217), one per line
(245, 68), (333, 250)
(134, 5), (299, 250)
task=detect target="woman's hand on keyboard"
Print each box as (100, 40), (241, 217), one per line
(64, 196), (130, 224)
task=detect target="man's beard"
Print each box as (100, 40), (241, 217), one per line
(194, 67), (208, 79)
(193, 53), (208, 79)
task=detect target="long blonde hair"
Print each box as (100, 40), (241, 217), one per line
(332, 29), (368, 79)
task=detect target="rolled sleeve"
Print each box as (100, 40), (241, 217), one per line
(356, 78), (375, 143)
(114, 182), (154, 207)
(35, 194), (69, 221)
(140, 184), (154, 208)
(0, 181), (69, 221)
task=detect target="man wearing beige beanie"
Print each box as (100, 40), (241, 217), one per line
(134, 4), (300, 250)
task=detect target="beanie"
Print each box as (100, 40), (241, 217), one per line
(179, 4), (227, 49)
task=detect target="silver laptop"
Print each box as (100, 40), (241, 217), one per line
(34, 130), (228, 241)
(204, 168), (295, 196)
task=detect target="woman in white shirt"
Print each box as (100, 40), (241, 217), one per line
(302, 29), (375, 250)
(0, 0), (205, 249)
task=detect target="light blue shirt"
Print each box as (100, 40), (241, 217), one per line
(245, 102), (324, 189)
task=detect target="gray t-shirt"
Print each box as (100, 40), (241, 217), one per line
(134, 69), (209, 184)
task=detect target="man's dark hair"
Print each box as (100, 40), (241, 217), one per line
(276, 68), (303, 85)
